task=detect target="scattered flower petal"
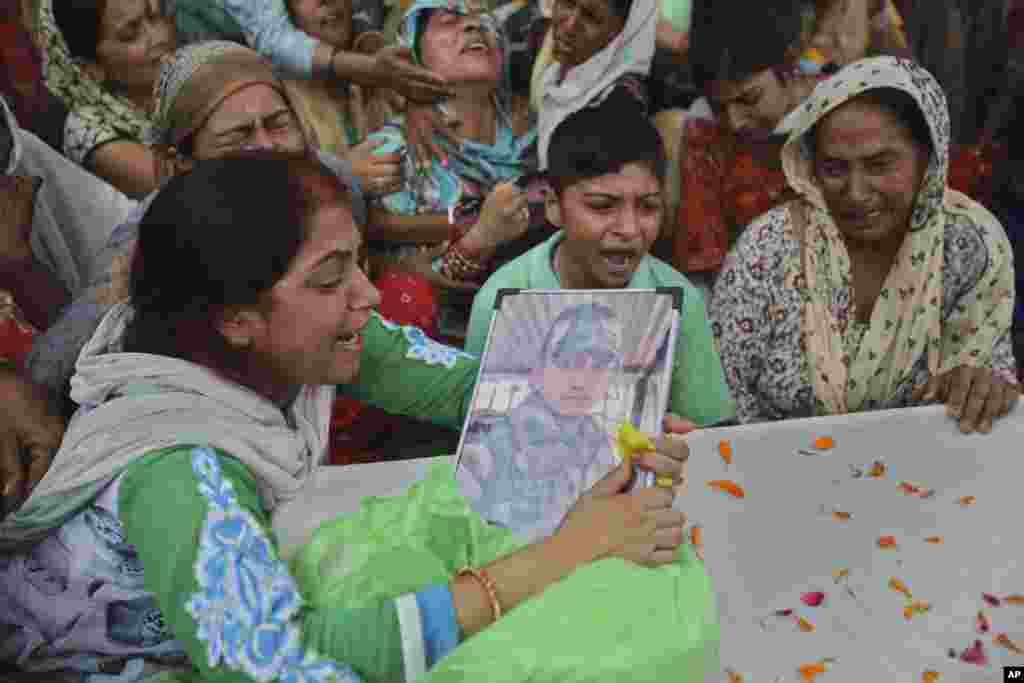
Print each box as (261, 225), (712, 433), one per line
(798, 660), (827, 682)
(718, 440), (733, 465)
(901, 599), (931, 620)
(708, 480), (745, 498)
(994, 633), (1024, 655)
(959, 639), (988, 666)
(898, 481), (936, 498)
(1004, 594), (1024, 605)
(801, 591), (826, 607)
(889, 577), (912, 598)
(725, 668), (744, 683)
(689, 525), (704, 562)
(957, 495), (976, 506)
(922, 670), (942, 683)
(796, 615), (815, 632)
(832, 510), (852, 521)
(833, 568), (850, 582)
(924, 536), (943, 544)
(976, 610), (991, 634)
(982, 593), (1002, 607)
(877, 535), (898, 549)
(868, 460), (886, 478)
(814, 435), (834, 450)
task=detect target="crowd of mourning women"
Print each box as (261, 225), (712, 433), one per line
(0, 0), (1021, 680)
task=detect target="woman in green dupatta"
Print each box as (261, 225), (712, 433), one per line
(0, 152), (703, 681)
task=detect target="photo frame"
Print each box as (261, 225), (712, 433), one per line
(454, 288), (683, 541)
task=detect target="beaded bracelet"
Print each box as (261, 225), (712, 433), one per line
(439, 242), (486, 281)
(455, 566), (503, 623)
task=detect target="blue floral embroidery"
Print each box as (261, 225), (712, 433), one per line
(186, 447), (361, 683)
(377, 313), (473, 369)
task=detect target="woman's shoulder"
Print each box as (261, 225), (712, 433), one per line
(119, 444), (262, 511)
(733, 203), (796, 252)
(942, 192), (1012, 261)
(64, 105), (124, 164)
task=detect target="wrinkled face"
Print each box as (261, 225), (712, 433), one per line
(550, 162), (663, 289)
(711, 69), (793, 142)
(95, 0), (177, 93)
(247, 203), (381, 387)
(418, 10), (502, 84)
(290, 0), (354, 50)
(551, 0), (625, 69)
(814, 97), (929, 249)
(536, 350), (617, 416)
(192, 84), (306, 160)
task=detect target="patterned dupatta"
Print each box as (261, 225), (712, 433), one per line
(780, 56), (1014, 415)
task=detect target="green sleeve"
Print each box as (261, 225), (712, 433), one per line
(118, 446), (410, 682)
(669, 286), (737, 427)
(338, 312), (480, 429)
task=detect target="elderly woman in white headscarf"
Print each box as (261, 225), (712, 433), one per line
(709, 56), (1019, 433)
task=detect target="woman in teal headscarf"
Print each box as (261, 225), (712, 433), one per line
(365, 0), (547, 340)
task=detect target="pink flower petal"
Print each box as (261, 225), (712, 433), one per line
(801, 591), (826, 607)
(982, 593), (1002, 607)
(959, 639), (988, 666)
(976, 611), (991, 634)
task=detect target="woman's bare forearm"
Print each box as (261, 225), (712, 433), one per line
(451, 533), (594, 638)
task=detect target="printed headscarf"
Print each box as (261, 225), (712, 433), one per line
(780, 56), (1014, 414)
(35, 0), (153, 145)
(147, 41), (293, 148)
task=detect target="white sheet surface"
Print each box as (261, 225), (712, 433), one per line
(274, 405), (1024, 681)
(683, 405), (1024, 682)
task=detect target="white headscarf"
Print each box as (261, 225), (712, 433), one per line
(536, 0), (657, 169)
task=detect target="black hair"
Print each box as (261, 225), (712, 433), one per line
(123, 151), (351, 368)
(689, 0), (806, 92)
(608, 0), (632, 22)
(53, 0), (108, 61)
(546, 92), (666, 193)
(814, 87), (934, 156)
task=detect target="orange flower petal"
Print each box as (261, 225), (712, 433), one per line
(957, 495), (976, 506)
(796, 615), (815, 632)
(924, 536), (943, 544)
(725, 669), (744, 683)
(922, 670), (942, 683)
(718, 440), (733, 465)
(868, 460), (887, 477)
(798, 661), (827, 682)
(889, 577), (912, 597)
(995, 633), (1024, 655)
(1003, 594), (1024, 605)
(877, 535), (898, 549)
(708, 480), (745, 498)
(833, 568), (850, 582)
(814, 435), (834, 450)
(832, 510), (852, 520)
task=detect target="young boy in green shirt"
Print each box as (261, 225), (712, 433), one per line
(465, 98), (736, 428)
